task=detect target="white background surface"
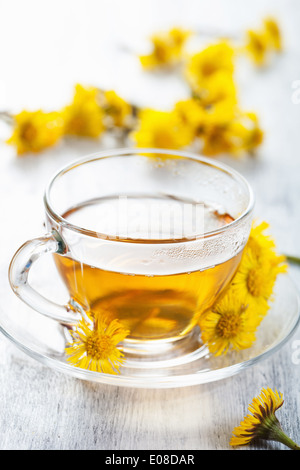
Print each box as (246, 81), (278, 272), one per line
(0, 0), (300, 450)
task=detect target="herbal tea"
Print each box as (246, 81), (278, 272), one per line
(54, 196), (242, 341)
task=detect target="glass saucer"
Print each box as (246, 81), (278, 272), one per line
(0, 274), (299, 389)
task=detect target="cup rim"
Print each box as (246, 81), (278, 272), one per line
(44, 147), (255, 243)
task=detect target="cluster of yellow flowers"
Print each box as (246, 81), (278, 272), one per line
(199, 221), (287, 356)
(133, 40), (264, 156)
(6, 85), (134, 155)
(133, 16), (282, 156)
(4, 16), (282, 158)
(139, 17), (282, 71)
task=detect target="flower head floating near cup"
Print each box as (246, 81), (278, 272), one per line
(230, 388), (300, 450)
(198, 221), (287, 357)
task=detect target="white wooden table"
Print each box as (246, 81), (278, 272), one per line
(0, 0), (299, 451)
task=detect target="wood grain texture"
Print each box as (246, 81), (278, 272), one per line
(0, 0), (300, 451)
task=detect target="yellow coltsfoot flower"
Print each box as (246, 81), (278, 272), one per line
(193, 70), (237, 107)
(230, 248), (286, 315)
(140, 27), (192, 70)
(198, 103), (263, 157)
(62, 84), (104, 138)
(185, 41), (235, 96)
(246, 221), (287, 267)
(199, 291), (261, 356)
(200, 120), (235, 157)
(230, 388), (300, 450)
(264, 17), (282, 51)
(199, 221), (287, 356)
(168, 27), (192, 49)
(100, 90), (133, 128)
(131, 108), (194, 150)
(234, 222), (288, 310)
(173, 98), (207, 137)
(65, 314), (129, 375)
(245, 29), (269, 66)
(6, 110), (64, 156)
(225, 111), (264, 156)
(245, 17), (282, 66)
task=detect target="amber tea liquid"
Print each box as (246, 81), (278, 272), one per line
(54, 196), (242, 342)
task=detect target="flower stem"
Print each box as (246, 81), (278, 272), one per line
(0, 111), (13, 124)
(285, 255), (300, 265)
(274, 429), (300, 450)
(260, 415), (300, 450)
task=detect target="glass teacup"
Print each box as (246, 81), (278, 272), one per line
(9, 148), (254, 360)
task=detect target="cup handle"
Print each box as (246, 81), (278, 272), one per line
(8, 231), (81, 326)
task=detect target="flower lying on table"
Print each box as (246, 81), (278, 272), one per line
(6, 110), (64, 155)
(245, 16), (283, 66)
(3, 16), (282, 159)
(62, 84), (105, 138)
(5, 85), (135, 156)
(134, 36), (264, 156)
(230, 388), (300, 450)
(131, 108), (194, 150)
(139, 27), (192, 70)
(199, 221), (287, 356)
(185, 41), (236, 103)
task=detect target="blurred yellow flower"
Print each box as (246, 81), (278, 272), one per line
(201, 120), (235, 157)
(171, 96), (263, 157)
(264, 17), (282, 51)
(62, 84), (104, 138)
(173, 98), (207, 136)
(195, 70), (237, 107)
(230, 388), (300, 450)
(185, 41), (235, 96)
(169, 27), (191, 49)
(246, 30), (269, 66)
(131, 108), (194, 150)
(226, 111), (264, 154)
(101, 90), (132, 128)
(140, 27), (192, 70)
(6, 110), (64, 156)
(200, 108), (263, 157)
(245, 17), (282, 66)
(199, 291), (260, 356)
(65, 314), (129, 375)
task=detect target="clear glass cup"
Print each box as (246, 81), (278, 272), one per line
(8, 148), (254, 363)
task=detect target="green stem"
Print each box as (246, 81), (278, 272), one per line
(285, 255), (300, 265)
(259, 415), (300, 450)
(274, 428), (300, 450)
